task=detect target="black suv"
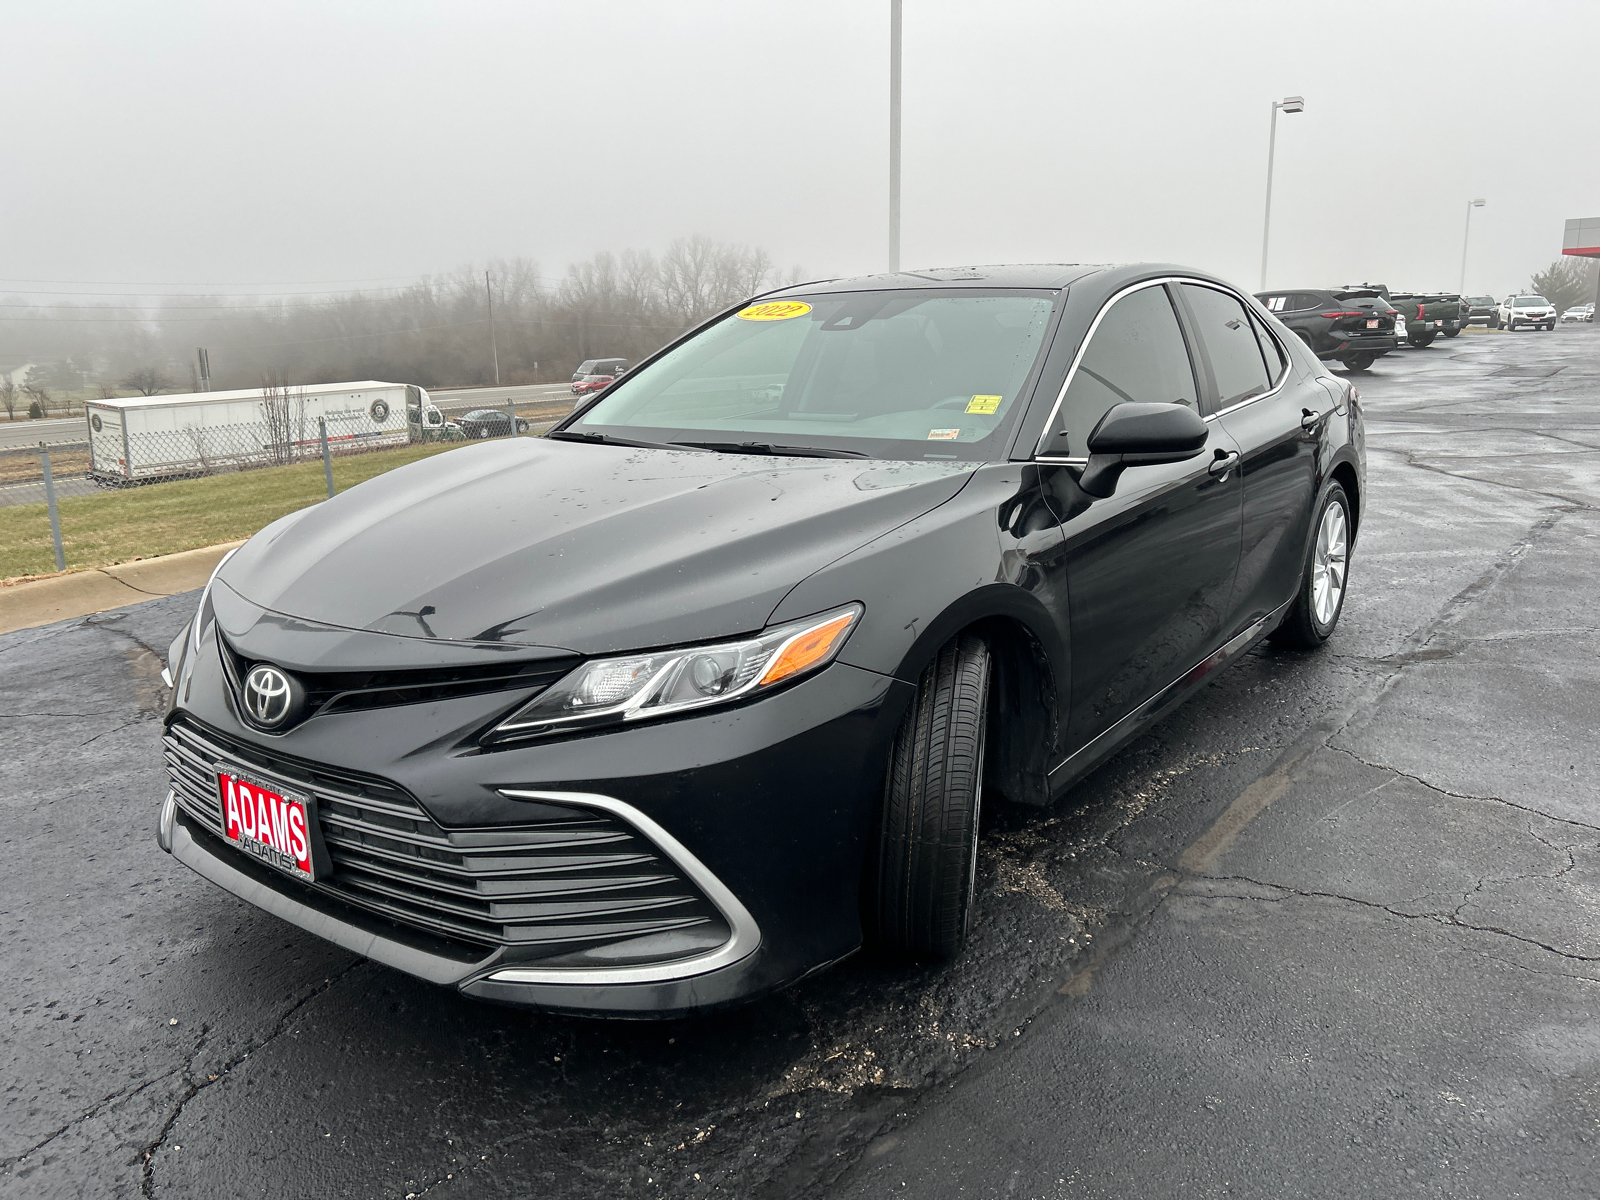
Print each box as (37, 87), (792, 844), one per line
(1463, 296), (1499, 328)
(1255, 289), (1398, 371)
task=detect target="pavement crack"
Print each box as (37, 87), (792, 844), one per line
(1199, 875), (1600, 965)
(1324, 743), (1600, 835)
(1, 1074), (176, 1173)
(138, 962), (364, 1197)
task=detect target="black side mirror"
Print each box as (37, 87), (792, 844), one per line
(1076, 402), (1209, 498)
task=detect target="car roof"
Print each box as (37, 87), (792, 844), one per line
(761, 263), (1112, 296)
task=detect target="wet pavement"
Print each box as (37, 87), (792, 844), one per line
(3, 326), (1598, 1198)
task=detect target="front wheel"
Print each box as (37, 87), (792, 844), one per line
(1408, 331), (1437, 348)
(1443, 327), (1461, 338)
(1270, 483), (1352, 650)
(867, 635), (991, 960)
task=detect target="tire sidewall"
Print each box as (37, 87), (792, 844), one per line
(1305, 483), (1352, 641)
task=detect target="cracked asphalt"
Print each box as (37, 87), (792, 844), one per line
(4, 325), (1598, 1198)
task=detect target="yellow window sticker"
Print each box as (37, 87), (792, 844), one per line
(927, 428), (961, 441)
(965, 394), (1002, 415)
(736, 301), (813, 321)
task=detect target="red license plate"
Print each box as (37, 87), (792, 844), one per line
(1366, 319), (1379, 329)
(217, 766), (314, 881)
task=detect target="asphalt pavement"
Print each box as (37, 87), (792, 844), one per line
(0, 417), (85, 450)
(2, 327), (1598, 1199)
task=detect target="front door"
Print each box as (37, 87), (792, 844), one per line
(1041, 281), (1244, 750)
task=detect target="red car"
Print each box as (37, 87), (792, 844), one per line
(571, 373), (616, 397)
(570, 358), (629, 396)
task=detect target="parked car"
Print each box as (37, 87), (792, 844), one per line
(455, 408), (530, 438)
(571, 374), (617, 398)
(1255, 287), (1398, 371)
(1463, 296), (1499, 327)
(1386, 292), (1465, 345)
(571, 358), (629, 395)
(1560, 302), (1594, 323)
(1498, 294), (1558, 331)
(157, 263), (1365, 1017)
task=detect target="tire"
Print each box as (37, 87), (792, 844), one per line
(1443, 327), (1461, 338)
(1408, 332), (1437, 348)
(1341, 352), (1375, 372)
(1489, 316), (1500, 329)
(867, 635), (991, 960)
(1270, 483), (1352, 650)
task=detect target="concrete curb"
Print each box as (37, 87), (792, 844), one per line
(0, 541), (245, 636)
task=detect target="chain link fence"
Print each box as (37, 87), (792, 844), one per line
(0, 392), (577, 581)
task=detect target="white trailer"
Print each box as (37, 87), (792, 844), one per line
(84, 381), (431, 483)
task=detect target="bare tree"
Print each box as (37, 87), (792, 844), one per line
(98, 384), (118, 400)
(259, 374), (307, 465)
(0, 377), (16, 421)
(123, 366), (171, 396)
(22, 381), (52, 417)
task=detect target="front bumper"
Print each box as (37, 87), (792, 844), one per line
(159, 639), (910, 1016)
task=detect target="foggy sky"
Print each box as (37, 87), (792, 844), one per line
(6, 0), (1598, 305)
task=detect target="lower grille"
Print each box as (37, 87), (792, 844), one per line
(164, 719), (730, 960)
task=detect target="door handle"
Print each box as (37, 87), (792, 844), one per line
(1207, 449), (1241, 476)
(1301, 407), (1329, 432)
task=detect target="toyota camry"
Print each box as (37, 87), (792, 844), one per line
(157, 264), (1365, 1017)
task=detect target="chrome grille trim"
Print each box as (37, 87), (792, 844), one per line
(163, 719), (730, 958)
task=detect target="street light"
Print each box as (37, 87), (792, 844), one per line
(1460, 198), (1486, 294)
(888, 0), (902, 272)
(1259, 95), (1305, 290)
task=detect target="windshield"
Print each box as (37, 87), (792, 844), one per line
(1515, 296), (1549, 307)
(564, 289), (1057, 461)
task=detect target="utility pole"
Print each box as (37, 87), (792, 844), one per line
(1459, 199), (1485, 294)
(888, 0), (902, 273)
(195, 347), (211, 392)
(485, 270), (501, 386)
(1260, 95), (1305, 291)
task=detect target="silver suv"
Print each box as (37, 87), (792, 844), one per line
(1498, 294), (1557, 331)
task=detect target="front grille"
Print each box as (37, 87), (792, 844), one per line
(217, 630), (578, 722)
(164, 718), (729, 959)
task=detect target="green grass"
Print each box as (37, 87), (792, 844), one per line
(1, 440), (472, 581)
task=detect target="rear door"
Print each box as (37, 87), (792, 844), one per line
(1042, 281), (1243, 748)
(1176, 282), (1325, 633)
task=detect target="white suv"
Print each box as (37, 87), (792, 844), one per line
(1498, 294), (1557, 331)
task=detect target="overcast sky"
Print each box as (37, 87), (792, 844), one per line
(6, 0), (1599, 301)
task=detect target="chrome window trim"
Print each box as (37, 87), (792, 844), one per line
(481, 789), (762, 987)
(1032, 275), (1291, 458)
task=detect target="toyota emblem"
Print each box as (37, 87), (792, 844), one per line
(242, 664), (299, 729)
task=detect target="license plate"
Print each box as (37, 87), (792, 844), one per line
(1366, 319), (1379, 329)
(216, 765), (315, 881)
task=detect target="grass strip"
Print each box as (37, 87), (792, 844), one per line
(1, 440), (473, 582)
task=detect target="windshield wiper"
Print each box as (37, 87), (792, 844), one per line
(669, 440), (871, 460)
(546, 430), (687, 452)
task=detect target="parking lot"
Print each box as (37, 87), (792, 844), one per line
(3, 326), (1598, 1198)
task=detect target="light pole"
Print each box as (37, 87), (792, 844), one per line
(1259, 95), (1304, 291)
(888, 0), (902, 272)
(1460, 198), (1485, 294)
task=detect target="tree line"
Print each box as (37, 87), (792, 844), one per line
(0, 236), (803, 409)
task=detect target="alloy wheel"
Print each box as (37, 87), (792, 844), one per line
(1312, 500), (1349, 627)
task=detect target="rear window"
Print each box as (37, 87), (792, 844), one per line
(1333, 290), (1383, 302)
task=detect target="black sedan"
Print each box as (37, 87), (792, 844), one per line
(157, 264), (1364, 1017)
(455, 408), (530, 438)
(1255, 288), (1399, 370)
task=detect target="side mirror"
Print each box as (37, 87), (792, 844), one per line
(1076, 402), (1209, 498)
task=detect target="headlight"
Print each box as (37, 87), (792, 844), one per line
(490, 604), (862, 740)
(188, 545), (241, 657)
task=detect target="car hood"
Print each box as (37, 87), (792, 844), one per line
(220, 438), (977, 654)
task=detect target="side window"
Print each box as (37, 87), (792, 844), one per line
(1260, 294), (1288, 313)
(1180, 284), (1271, 412)
(1248, 310), (1287, 384)
(1291, 293), (1322, 312)
(1047, 284), (1197, 457)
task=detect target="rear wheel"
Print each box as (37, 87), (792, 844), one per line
(1408, 331), (1437, 348)
(1270, 483), (1352, 650)
(867, 635), (990, 960)
(1443, 327), (1461, 338)
(1341, 351), (1375, 372)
